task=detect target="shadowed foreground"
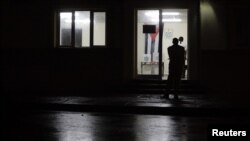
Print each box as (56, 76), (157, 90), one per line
(4, 111), (250, 141)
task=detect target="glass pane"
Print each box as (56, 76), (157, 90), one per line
(137, 10), (159, 75)
(75, 11), (90, 47)
(60, 12), (72, 46)
(94, 12), (106, 46)
(162, 9), (188, 80)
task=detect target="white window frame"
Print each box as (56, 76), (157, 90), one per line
(55, 10), (107, 48)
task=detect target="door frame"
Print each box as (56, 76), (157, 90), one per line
(135, 8), (189, 80)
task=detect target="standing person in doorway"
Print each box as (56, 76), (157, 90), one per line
(164, 38), (185, 100)
(179, 36), (184, 44)
(179, 36), (187, 78)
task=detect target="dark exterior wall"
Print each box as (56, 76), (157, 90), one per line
(200, 0), (250, 97)
(1, 1), (54, 48)
(1, 0), (199, 95)
(1, 0), (123, 95)
(1, 48), (122, 94)
(1, 0), (250, 97)
(201, 50), (250, 96)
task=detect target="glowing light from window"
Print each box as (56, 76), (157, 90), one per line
(65, 19), (90, 23)
(162, 12), (180, 16)
(145, 11), (159, 17)
(162, 18), (182, 22)
(151, 18), (182, 22)
(60, 13), (72, 19)
(145, 12), (180, 17)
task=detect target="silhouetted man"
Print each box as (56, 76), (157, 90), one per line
(165, 38), (185, 100)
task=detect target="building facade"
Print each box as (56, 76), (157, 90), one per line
(1, 0), (250, 97)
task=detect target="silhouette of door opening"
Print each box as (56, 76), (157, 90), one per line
(136, 9), (188, 80)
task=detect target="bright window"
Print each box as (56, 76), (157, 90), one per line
(94, 12), (106, 46)
(58, 11), (106, 48)
(60, 12), (72, 46)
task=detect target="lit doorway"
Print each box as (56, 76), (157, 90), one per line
(136, 9), (188, 80)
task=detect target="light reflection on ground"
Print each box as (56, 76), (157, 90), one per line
(6, 111), (250, 141)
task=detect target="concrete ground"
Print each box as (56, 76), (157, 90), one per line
(9, 93), (250, 116)
(3, 93), (250, 141)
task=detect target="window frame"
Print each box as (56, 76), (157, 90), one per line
(55, 9), (107, 48)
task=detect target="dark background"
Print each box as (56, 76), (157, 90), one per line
(1, 0), (250, 100)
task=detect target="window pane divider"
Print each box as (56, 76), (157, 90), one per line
(90, 11), (94, 47)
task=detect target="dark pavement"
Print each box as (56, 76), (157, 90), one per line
(4, 111), (250, 141)
(10, 93), (250, 116)
(3, 92), (250, 141)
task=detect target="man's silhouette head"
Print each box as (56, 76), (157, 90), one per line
(179, 36), (183, 44)
(172, 38), (179, 45)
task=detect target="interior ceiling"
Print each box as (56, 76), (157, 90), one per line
(138, 9), (188, 23)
